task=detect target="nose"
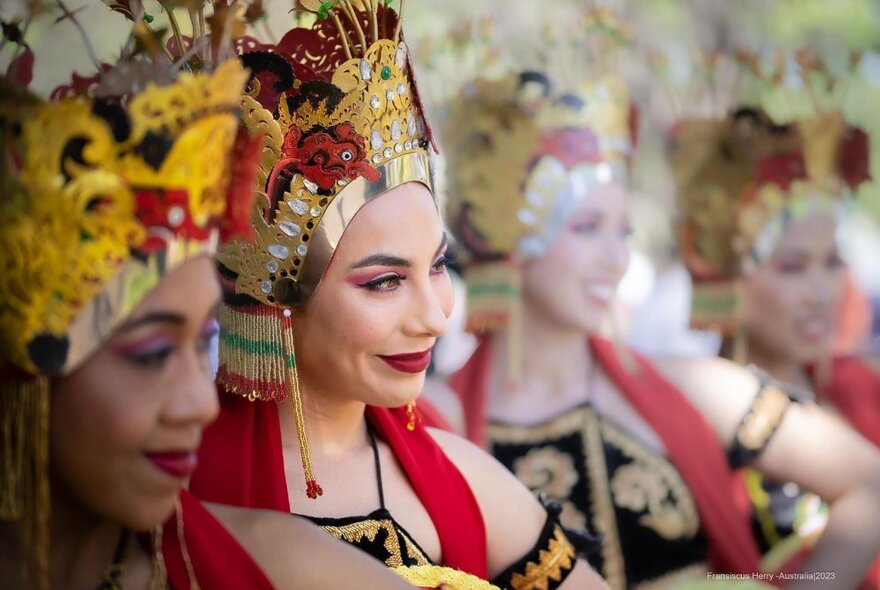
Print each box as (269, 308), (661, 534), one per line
(805, 265), (843, 308)
(163, 349), (220, 428)
(403, 276), (450, 339)
(597, 231), (630, 279)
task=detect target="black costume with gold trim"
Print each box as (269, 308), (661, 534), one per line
(489, 382), (797, 589)
(300, 426), (582, 590)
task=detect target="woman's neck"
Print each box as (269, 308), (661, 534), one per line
(47, 483), (134, 590)
(278, 386), (370, 461)
(745, 342), (813, 391)
(492, 307), (594, 401)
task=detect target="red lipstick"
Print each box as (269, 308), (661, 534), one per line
(144, 451), (198, 479)
(378, 348), (433, 374)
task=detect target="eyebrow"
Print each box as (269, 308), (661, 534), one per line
(115, 311), (187, 333)
(350, 232), (448, 270)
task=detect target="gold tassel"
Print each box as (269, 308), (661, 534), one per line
(280, 309), (322, 499)
(732, 280), (749, 365)
(0, 376), (50, 590)
(507, 295), (523, 390)
(150, 523), (168, 590)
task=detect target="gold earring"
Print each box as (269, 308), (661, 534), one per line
(406, 401), (419, 432)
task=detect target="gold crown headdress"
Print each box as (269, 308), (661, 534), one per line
(427, 6), (635, 335)
(0, 5), (254, 587)
(662, 45), (872, 337)
(215, 0), (435, 500)
(219, 0), (434, 308)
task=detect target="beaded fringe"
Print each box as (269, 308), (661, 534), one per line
(464, 260), (523, 387)
(218, 304), (321, 498)
(217, 305), (292, 401)
(1, 376), (50, 590)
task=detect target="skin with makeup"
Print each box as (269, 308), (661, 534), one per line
(739, 211), (879, 395)
(463, 177), (880, 589)
(270, 181), (605, 588)
(0, 256), (423, 590)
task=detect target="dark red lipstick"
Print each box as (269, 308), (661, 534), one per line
(144, 451), (198, 479)
(378, 348), (433, 374)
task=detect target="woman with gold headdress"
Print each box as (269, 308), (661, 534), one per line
(672, 66), (880, 588)
(436, 7), (880, 590)
(0, 6), (443, 589)
(188, 2), (605, 589)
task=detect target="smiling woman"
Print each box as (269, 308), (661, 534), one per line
(0, 15), (424, 590)
(190, 2), (605, 589)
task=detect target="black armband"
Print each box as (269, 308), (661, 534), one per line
(728, 368), (799, 468)
(491, 496), (598, 590)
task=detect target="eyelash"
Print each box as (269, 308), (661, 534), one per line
(360, 255), (451, 293)
(569, 221), (632, 237)
(362, 274), (406, 292)
(432, 254), (452, 274)
(127, 327), (219, 369)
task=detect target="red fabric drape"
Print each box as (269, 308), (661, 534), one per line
(448, 338), (493, 446)
(450, 336), (763, 575)
(820, 358), (880, 590)
(821, 357), (880, 449)
(191, 386), (290, 510)
(191, 389), (488, 577)
(368, 406), (488, 578)
(162, 490), (273, 589)
(589, 338), (762, 574)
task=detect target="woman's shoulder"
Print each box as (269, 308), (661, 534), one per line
(645, 355), (760, 444)
(425, 427), (548, 577)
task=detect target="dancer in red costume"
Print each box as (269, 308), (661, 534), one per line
(438, 14), (880, 590)
(190, 2), (605, 589)
(675, 103), (880, 589)
(0, 11), (424, 590)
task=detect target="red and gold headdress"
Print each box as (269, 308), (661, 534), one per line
(215, 0), (435, 499)
(668, 52), (872, 337)
(433, 7), (636, 335)
(0, 7), (254, 587)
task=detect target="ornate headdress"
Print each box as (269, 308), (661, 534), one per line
(668, 52), (872, 338)
(0, 8), (253, 586)
(216, 0), (435, 499)
(436, 8), (635, 336)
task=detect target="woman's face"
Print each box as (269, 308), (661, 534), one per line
(294, 182), (453, 408)
(521, 181), (631, 334)
(742, 211), (845, 366)
(51, 257), (221, 531)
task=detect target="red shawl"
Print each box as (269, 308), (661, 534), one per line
(819, 358), (880, 590)
(820, 357), (880, 449)
(162, 490), (273, 589)
(191, 390), (488, 578)
(450, 336), (763, 575)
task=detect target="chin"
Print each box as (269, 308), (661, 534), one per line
(563, 314), (602, 336)
(366, 375), (425, 408)
(113, 494), (177, 532)
(791, 344), (830, 367)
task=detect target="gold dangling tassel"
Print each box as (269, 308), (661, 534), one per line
(150, 523), (168, 590)
(175, 498), (200, 590)
(732, 280), (749, 365)
(280, 309), (322, 499)
(1, 376), (50, 590)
